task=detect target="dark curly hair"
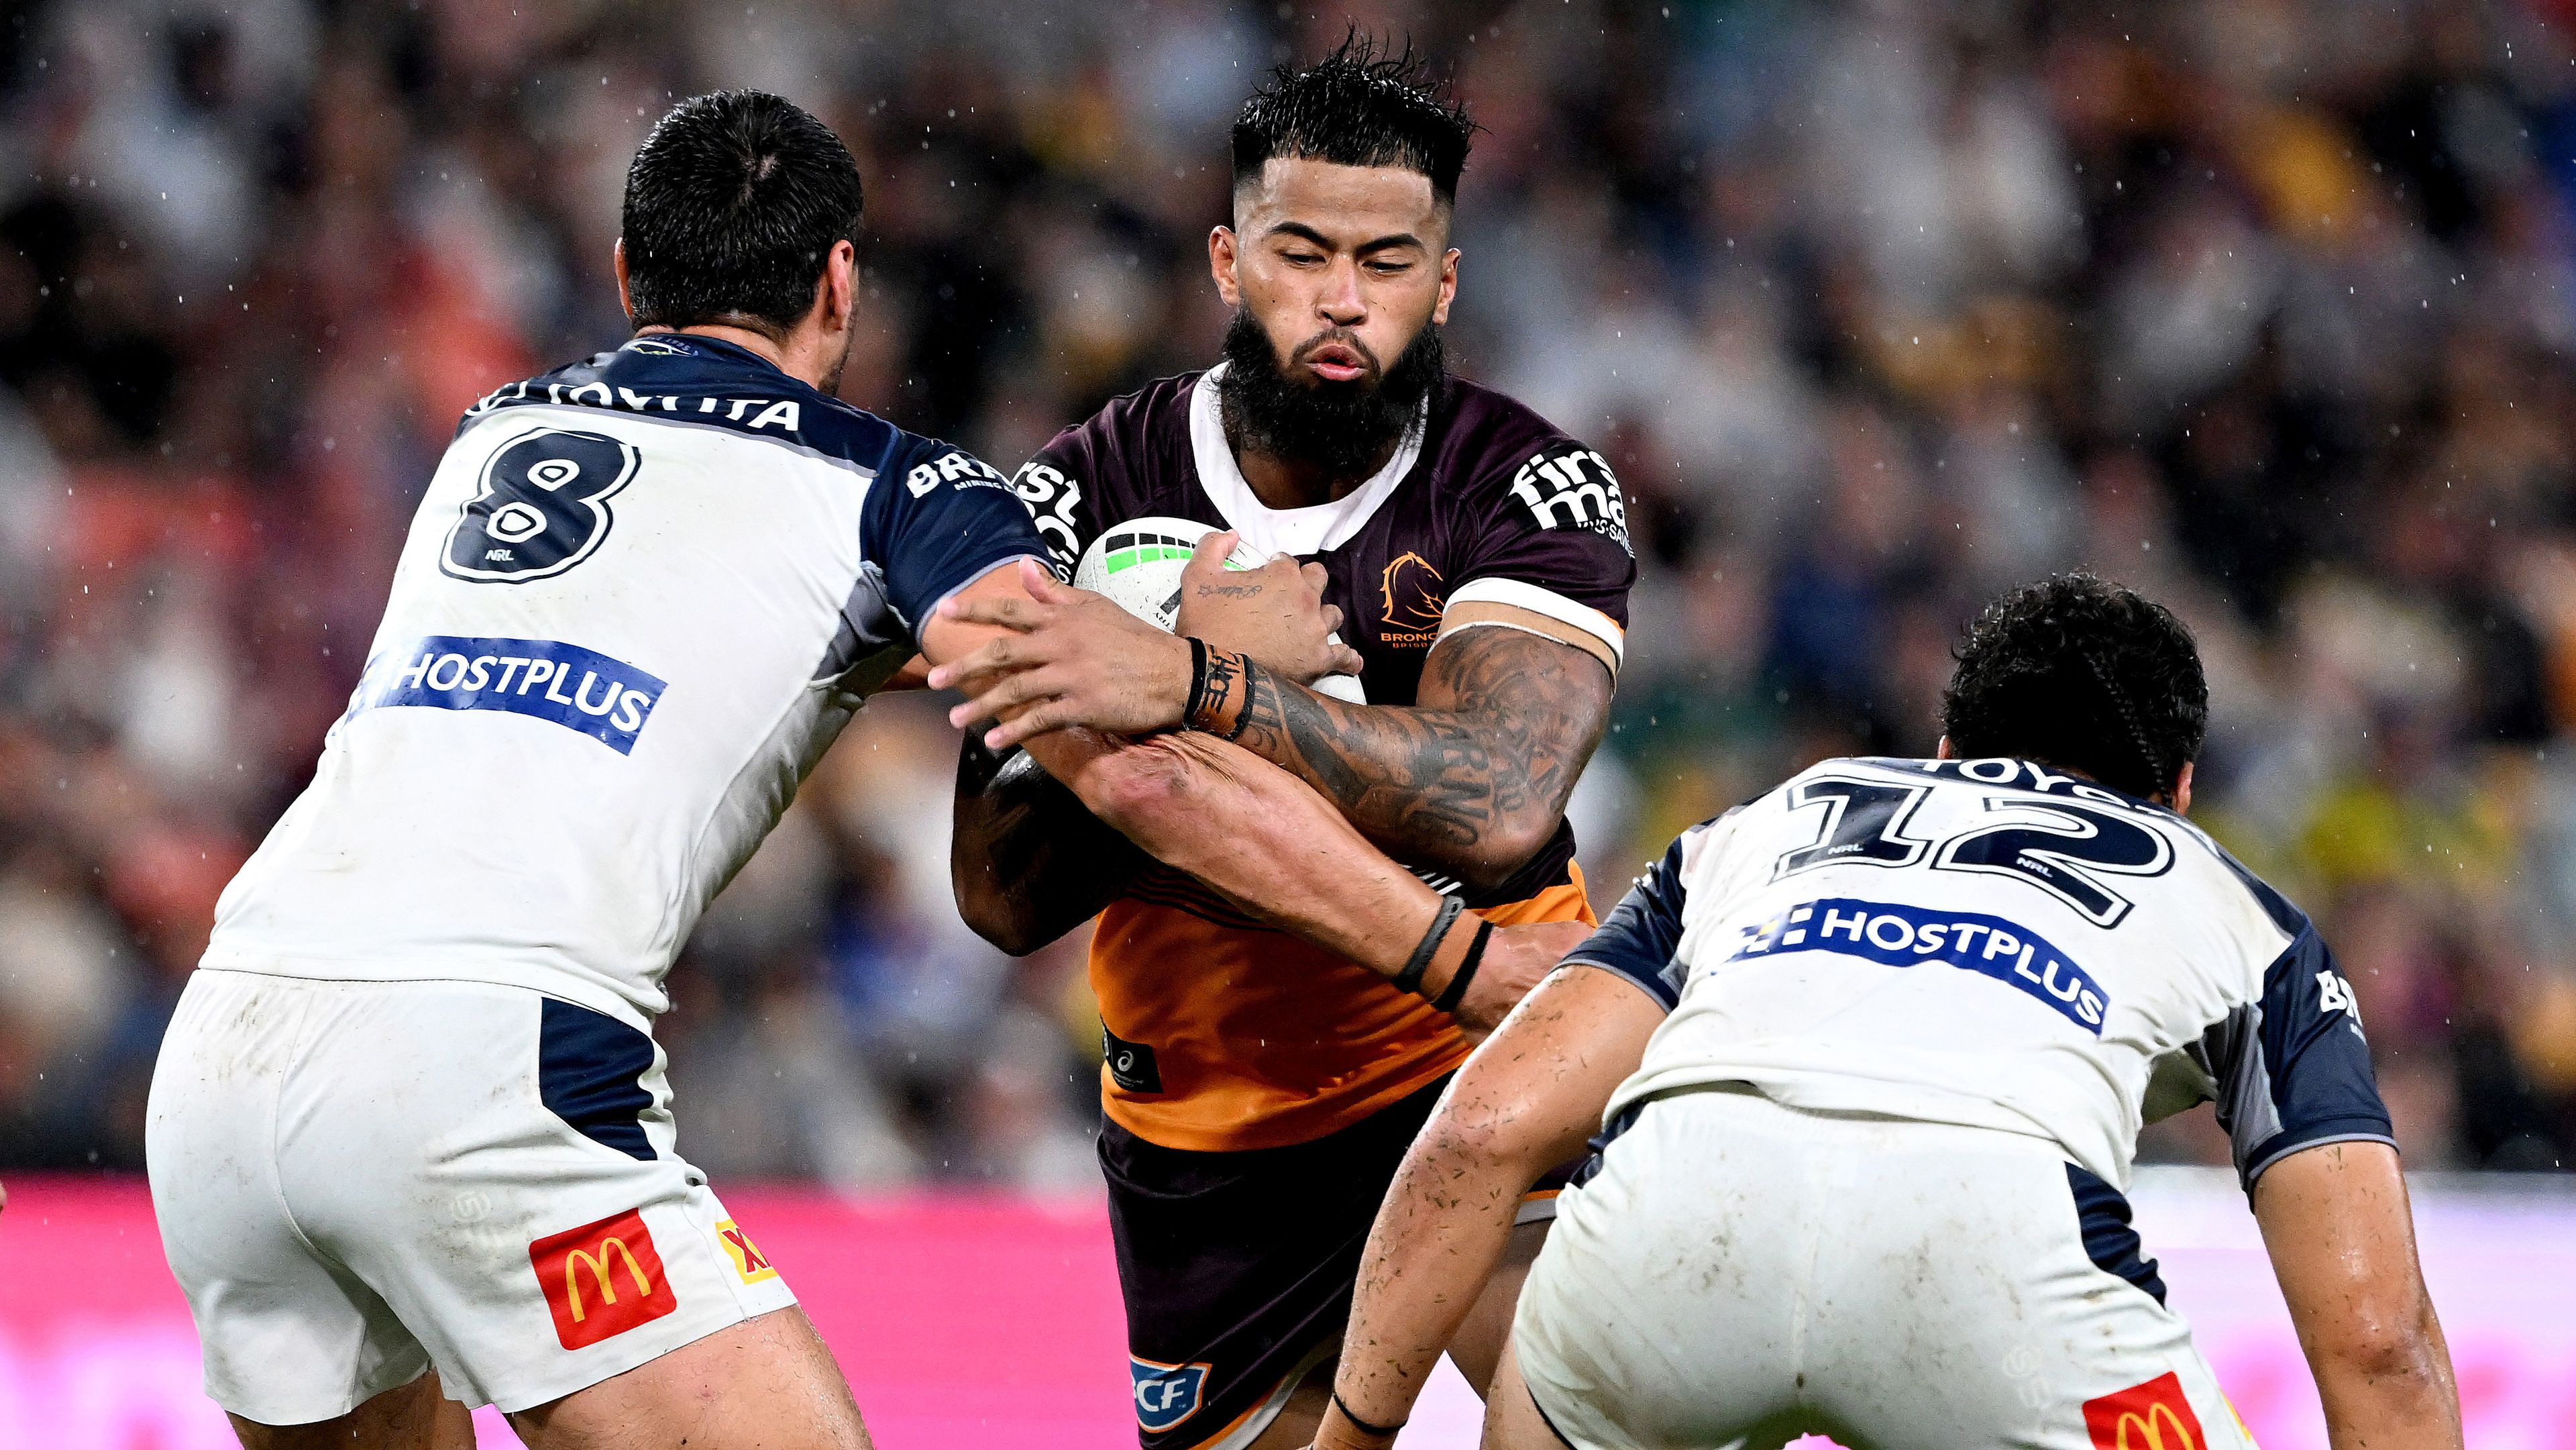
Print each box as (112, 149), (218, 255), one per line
(621, 91), (864, 337)
(1940, 574), (2208, 800)
(1231, 32), (1475, 203)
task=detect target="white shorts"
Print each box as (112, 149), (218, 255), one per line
(1513, 1087), (2253, 1450)
(146, 969), (798, 1423)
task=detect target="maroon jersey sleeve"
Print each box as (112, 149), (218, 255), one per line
(1008, 425), (1108, 578)
(1006, 376), (1199, 578)
(1444, 414), (1635, 676)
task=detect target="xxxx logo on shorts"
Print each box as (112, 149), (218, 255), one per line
(2083, 1371), (2209, 1449)
(714, 1218), (779, 1285)
(529, 1207), (678, 1349)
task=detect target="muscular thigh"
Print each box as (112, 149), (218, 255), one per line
(224, 1373), (474, 1450)
(506, 1307), (871, 1450)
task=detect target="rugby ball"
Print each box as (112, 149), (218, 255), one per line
(1071, 516), (1366, 702)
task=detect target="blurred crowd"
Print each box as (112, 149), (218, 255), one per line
(0, 0), (2573, 1188)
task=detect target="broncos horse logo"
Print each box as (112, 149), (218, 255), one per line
(442, 427), (641, 583)
(1378, 550), (1447, 636)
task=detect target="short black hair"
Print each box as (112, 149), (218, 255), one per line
(1941, 574), (2208, 800)
(620, 90), (863, 336)
(1231, 33), (1474, 205)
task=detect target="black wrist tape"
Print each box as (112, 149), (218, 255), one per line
(1183, 637), (1210, 725)
(1331, 1389), (1405, 1439)
(1432, 919), (1494, 1013)
(1392, 894), (1464, 997)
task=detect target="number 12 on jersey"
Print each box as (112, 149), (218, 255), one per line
(1775, 775), (2175, 928)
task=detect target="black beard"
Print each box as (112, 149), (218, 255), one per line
(1216, 308), (1444, 479)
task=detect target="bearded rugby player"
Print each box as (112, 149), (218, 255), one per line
(933, 38), (1633, 1450)
(1316, 576), (2459, 1450)
(142, 90), (1510, 1450)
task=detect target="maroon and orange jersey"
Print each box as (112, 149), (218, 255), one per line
(1016, 365), (1635, 1152)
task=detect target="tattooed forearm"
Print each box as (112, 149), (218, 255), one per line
(1228, 627), (1613, 886)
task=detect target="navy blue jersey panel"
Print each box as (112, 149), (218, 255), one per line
(538, 997), (657, 1161)
(1561, 827), (1701, 1012)
(2243, 926), (2396, 1187)
(1568, 1096), (1652, 1188)
(2065, 1163), (2166, 1306)
(861, 435), (1049, 631)
(463, 335), (908, 468)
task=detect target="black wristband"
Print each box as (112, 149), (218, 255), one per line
(1330, 1389), (1405, 1439)
(1391, 894), (1464, 996)
(1183, 637), (1210, 725)
(1432, 919), (1493, 1013)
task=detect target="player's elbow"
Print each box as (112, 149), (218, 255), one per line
(2317, 1298), (2447, 1392)
(953, 880), (1054, 957)
(1070, 741), (1193, 838)
(1417, 1098), (1555, 1183)
(1445, 814), (1559, 894)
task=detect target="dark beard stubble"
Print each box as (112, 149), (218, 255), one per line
(1216, 308), (1445, 480)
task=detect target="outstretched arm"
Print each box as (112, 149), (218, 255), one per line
(2253, 1142), (2459, 1449)
(932, 553), (1615, 890)
(1316, 964), (1664, 1450)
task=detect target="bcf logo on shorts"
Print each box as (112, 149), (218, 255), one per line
(530, 1207), (678, 1349)
(1130, 1357), (1209, 1433)
(2083, 1371), (2208, 1449)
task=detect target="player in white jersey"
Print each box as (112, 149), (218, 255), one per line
(146, 92), (1488, 1450)
(1310, 576), (2463, 1450)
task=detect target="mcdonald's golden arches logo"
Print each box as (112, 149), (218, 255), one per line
(529, 1206), (680, 1349)
(2082, 1371), (2210, 1450)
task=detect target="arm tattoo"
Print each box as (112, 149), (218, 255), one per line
(1227, 627), (1613, 882)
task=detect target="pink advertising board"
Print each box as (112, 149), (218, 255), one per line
(0, 1170), (2561, 1448)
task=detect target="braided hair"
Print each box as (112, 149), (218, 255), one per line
(1941, 574), (2207, 800)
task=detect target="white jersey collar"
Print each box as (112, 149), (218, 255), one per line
(1186, 361), (1428, 559)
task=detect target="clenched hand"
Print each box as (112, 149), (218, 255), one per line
(931, 541), (1362, 751)
(1172, 531), (1364, 683)
(931, 559), (1197, 748)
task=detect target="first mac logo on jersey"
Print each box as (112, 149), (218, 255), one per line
(443, 427), (640, 583)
